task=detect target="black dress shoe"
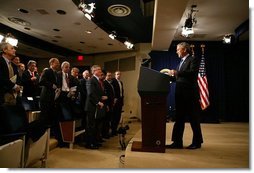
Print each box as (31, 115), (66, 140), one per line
(186, 143), (201, 149)
(166, 142), (183, 149)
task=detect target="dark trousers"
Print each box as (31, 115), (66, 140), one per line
(171, 101), (203, 145)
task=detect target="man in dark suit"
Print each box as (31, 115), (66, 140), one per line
(39, 58), (60, 126)
(102, 71), (115, 138)
(167, 42), (203, 149)
(85, 65), (107, 149)
(0, 43), (22, 105)
(111, 71), (124, 136)
(21, 60), (40, 97)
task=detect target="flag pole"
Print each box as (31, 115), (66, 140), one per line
(190, 44), (195, 56)
(201, 44), (205, 55)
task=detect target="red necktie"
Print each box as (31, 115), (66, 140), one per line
(99, 80), (104, 90)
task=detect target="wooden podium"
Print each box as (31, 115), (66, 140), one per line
(131, 66), (170, 153)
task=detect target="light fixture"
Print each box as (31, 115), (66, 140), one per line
(78, 1), (96, 20)
(181, 27), (194, 38)
(0, 34), (4, 43)
(0, 33), (18, 47)
(109, 31), (116, 40)
(124, 41), (134, 49)
(223, 34), (233, 44)
(181, 5), (198, 38)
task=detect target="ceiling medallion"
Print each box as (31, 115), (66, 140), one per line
(108, 4), (131, 17)
(8, 17), (31, 26)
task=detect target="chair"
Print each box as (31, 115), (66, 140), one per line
(59, 102), (85, 149)
(24, 128), (50, 168)
(0, 134), (25, 168)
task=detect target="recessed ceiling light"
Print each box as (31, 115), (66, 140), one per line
(85, 30), (92, 34)
(18, 8), (29, 13)
(56, 10), (66, 15)
(54, 36), (62, 39)
(24, 27), (31, 30)
(8, 17), (31, 26)
(53, 28), (60, 32)
(80, 41), (85, 44)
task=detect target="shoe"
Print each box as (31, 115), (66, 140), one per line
(85, 144), (99, 149)
(186, 143), (201, 149)
(166, 142), (183, 149)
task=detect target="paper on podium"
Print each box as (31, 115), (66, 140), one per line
(160, 68), (170, 74)
(10, 75), (17, 83)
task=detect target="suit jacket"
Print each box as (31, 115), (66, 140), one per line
(39, 68), (58, 107)
(103, 80), (115, 109)
(21, 70), (40, 97)
(85, 76), (105, 113)
(0, 56), (20, 105)
(173, 55), (200, 111)
(111, 78), (124, 106)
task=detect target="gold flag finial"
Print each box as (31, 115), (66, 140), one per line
(201, 44), (205, 55)
(190, 44), (195, 56)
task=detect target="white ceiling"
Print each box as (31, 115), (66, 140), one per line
(0, 0), (249, 58)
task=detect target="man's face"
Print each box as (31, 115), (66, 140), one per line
(52, 59), (60, 70)
(106, 72), (112, 81)
(29, 63), (36, 72)
(62, 64), (70, 73)
(115, 71), (121, 80)
(94, 67), (102, 77)
(4, 44), (16, 59)
(176, 45), (185, 58)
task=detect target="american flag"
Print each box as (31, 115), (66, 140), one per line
(197, 54), (210, 110)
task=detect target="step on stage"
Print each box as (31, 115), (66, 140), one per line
(124, 122), (249, 168)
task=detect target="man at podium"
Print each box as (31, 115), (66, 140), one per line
(166, 42), (203, 149)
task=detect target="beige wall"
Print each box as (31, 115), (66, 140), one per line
(36, 43), (151, 120)
(94, 43), (151, 120)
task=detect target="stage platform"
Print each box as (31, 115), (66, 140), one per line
(124, 122), (249, 168)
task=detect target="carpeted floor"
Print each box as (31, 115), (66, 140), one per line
(30, 120), (249, 169)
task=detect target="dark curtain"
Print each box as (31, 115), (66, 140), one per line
(150, 41), (249, 123)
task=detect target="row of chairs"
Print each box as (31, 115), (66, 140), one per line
(0, 102), (50, 168)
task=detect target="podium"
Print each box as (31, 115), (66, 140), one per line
(131, 66), (170, 153)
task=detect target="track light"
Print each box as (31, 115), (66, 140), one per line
(78, 2), (96, 20)
(223, 34), (233, 44)
(181, 27), (194, 38)
(124, 41), (134, 49)
(0, 33), (18, 47)
(182, 5), (198, 38)
(109, 31), (116, 40)
(0, 34), (4, 43)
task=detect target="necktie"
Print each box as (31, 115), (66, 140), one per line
(65, 73), (69, 87)
(178, 59), (184, 71)
(8, 62), (14, 78)
(99, 80), (104, 90)
(118, 80), (122, 97)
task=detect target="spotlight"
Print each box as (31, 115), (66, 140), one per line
(109, 31), (116, 40)
(0, 34), (4, 43)
(78, 2), (96, 20)
(124, 41), (134, 49)
(1, 33), (18, 46)
(181, 27), (194, 38)
(223, 34), (234, 44)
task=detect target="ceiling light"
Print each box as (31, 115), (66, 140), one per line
(78, 2), (96, 20)
(2, 33), (18, 47)
(181, 27), (194, 38)
(109, 31), (116, 40)
(124, 41), (134, 49)
(0, 34), (4, 42)
(223, 34), (233, 44)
